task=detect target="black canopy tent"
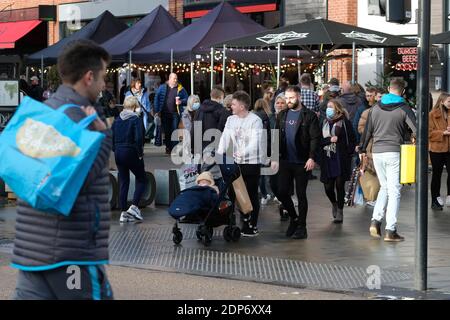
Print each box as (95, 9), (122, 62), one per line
(133, 2), (269, 92)
(27, 11), (128, 66)
(101, 5), (183, 63)
(214, 18), (411, 85)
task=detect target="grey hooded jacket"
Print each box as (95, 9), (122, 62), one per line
(12, 85), (113, 271)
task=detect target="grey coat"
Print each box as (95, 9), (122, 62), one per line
(12, 85), (113, 270)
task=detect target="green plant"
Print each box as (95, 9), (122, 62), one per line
(365, 71), (394, 92)
(47, 65), (61, 89)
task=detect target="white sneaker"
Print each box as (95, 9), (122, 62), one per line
(261, 196), (269, 205)
(273, 196), (281, 204)
(445, 196), (450, 207)
(119, 211), (136, 223)
(437, 196), (444, 206)
(127, 205), (143, 221)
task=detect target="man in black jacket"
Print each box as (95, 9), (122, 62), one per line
(12, 40), (114, 300)
(191, 86), (230, 161)
(272, 85), (321, 239)
(28, 76), (44, 102)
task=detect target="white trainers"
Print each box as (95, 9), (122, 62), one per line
(437, 196), (444, 206)
(273, 196), (281, 204)
(127, 205), (144, 221)
(260, 194), (271, 205)
(119, 211), (136, 223)
(445, 196), (450, 207)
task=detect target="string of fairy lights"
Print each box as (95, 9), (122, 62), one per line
(29, 47), (441, 80)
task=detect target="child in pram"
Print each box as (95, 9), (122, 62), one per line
(169, 163), (242, 246)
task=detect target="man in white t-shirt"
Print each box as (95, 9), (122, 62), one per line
(217, 91), (268, 237)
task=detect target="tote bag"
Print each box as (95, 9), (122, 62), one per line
(0, 97), (104, 215)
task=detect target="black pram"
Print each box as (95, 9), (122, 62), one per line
(168, 161), (241, 246)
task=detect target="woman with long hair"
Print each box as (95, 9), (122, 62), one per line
(319, 99), (356, 223)
(429, 92), (450, 210)
(253, 98), (273, 205)
(125, 79), (151, 135)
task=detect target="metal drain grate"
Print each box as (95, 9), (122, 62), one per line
(109, 228), (412, 290)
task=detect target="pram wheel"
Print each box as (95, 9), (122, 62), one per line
(231, 226), (241, 242)
(197, 225), (213, 246)
(173, 230), (183, 245)
(223, 226), (233, 242)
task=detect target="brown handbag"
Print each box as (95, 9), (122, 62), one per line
(232, 175), (253, 214)
(359, 170), (380, 201)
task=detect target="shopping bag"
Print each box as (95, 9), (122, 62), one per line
(400, 144), (416, 184)
(232, 175), (253, 214)
(354, 185), (364, 206)
(359, 170), (380, 201)
(178, 163), (199, 190)
(0, 97), (104, 215)
(345, 165), (361, 206)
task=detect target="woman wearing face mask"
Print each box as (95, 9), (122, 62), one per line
(429, 92), (450, 210)
(181, 95), (201, 133)
(319, 99), (356, 223)
(125, 79), (151, 140)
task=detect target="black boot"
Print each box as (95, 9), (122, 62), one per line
(286, 218), (299, 237)
(431, 198), (443, 211)
(292, 225), (308, 239)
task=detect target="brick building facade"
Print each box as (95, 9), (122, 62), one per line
(327, 0), (358, 85)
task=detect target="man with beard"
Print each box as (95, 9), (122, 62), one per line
(271, 86), (321, 239)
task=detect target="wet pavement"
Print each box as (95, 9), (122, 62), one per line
(1, 145), (450, 299)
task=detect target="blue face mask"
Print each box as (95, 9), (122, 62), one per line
(192, 102), (201, 111)
(326, 107), (335, 119)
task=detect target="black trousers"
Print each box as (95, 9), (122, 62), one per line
(277, 161), (309, 227)
(239, 164), (261, 227)
(323, 176), (346, 209)
(430, 151), (450, 199)
(161, 112), (180, 151)
(115, 147), (147, 211)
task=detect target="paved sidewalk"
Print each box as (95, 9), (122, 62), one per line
(1, 145), (450, 299)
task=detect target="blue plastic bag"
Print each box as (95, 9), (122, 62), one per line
(0, 97), (104, 215)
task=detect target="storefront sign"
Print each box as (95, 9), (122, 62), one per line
(395, 47), (417, 71)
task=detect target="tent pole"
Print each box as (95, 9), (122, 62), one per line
(41, 55), (44, 88)
(190, 62), (194, 96)
(26, 66), (29, 82)
(128, 50), (132, 86)
(222, 45), (226, 89)
(277, 43), (281, 89)
(351, 42), (355, 84)
(297, 50), (301, 83)
(210, 47), (214, 90)
(171, 49), (174, 73)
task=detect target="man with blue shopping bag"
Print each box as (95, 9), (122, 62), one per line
(0, 40), (114, 300)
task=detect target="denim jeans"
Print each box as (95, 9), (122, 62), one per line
(372, 152), (402, 231)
